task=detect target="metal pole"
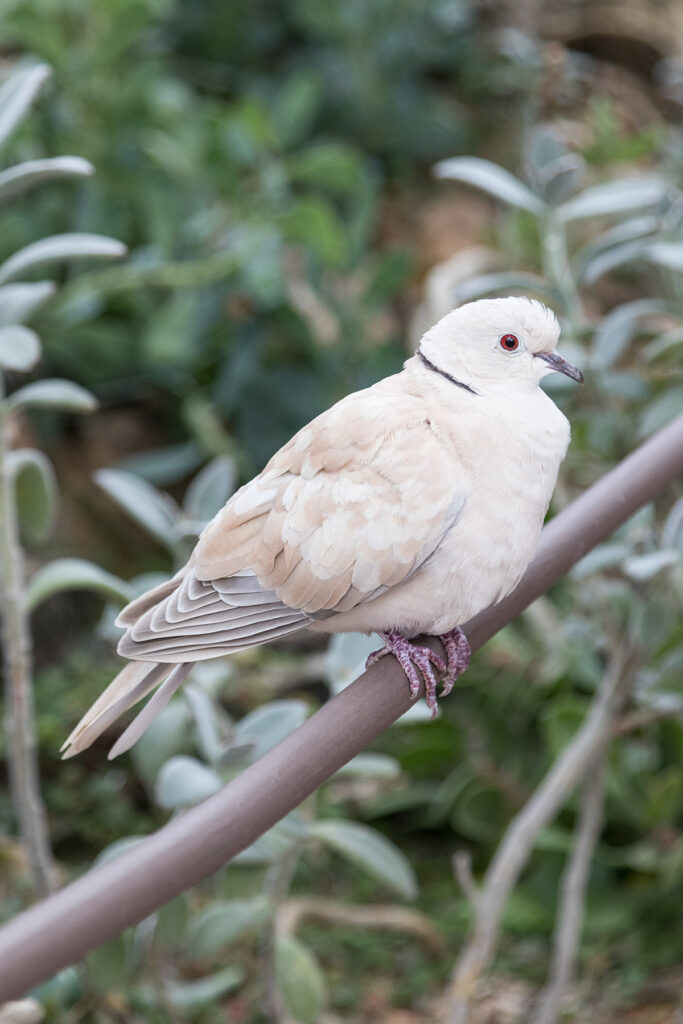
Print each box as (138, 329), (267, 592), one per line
(0, 413), (682, 999)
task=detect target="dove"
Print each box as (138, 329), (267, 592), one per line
(61, 296), (582, 760)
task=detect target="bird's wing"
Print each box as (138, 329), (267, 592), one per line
(195, 384), (465, 613)
(116, 383), (465, 663)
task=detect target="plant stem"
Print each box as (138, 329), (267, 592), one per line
(541, 213), (582, 330)
(0, 374), (54, 897)
(443, 646), (634, 1024)
(532, 745), (609, 1024)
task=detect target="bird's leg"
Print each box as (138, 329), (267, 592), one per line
(366, 631), (446, 715)
(438, 626), (471, 696)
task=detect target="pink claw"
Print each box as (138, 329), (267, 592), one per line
(366, 627), (471, 715)
(439, 626), (471, 696)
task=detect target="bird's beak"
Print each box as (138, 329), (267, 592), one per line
(535, 351), (584, 384)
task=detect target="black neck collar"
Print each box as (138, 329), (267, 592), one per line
(417, 349), (479, 396)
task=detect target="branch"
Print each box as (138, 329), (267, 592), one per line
(0, 413), (681, 1000)
(532, 746), (609, 1024)
(0, 387), (55, 898)
(442, 649), (635, 1024)
(277, 897), (445, 954)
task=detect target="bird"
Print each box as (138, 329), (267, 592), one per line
(62, 296), (583, 760)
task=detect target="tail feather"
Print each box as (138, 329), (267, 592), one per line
(61, 660), (171, 759)
(107, 663), (192, 760)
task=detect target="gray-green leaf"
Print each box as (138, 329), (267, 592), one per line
(0, 233), (126, 285)
(592, 299), (674, 369)
(155, 755), (222, 810)
(557, 176), (668, 222)
(0, 325), (41, 371)
(136, 966), (244, 1009)
(233, 700), (309, 762)
(453, 271), (555, 305)
(645, 242), (683, 272)
(8, 448), (56, 543)
(0, 281), (56, 326)
(0, 156), (93, 204)
(275, 936), (327, 1024)
(183, 455), (236, 526)
(94, 468), (182, 551)
(310, 820), (418, 900)
(623, 550), (680, 581)
(434, 157), (545, 215)
(8, 378), (97, 413)
(187, 897), (271, 959)
(0, 64), (51, 149)
(26, 558), (133, 611)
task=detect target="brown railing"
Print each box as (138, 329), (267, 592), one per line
(0, 412), (682, 1000)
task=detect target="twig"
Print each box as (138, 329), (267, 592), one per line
(276, 896), (445, 954)
(532, 746), (609, 1024)
(442, 648), (635, 1024)
(452, 851), (479, 909)
(0, 389), (54, 897)
(262, 843), (302, 1024)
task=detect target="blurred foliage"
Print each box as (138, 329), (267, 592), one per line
(0, 1), (682, 1022)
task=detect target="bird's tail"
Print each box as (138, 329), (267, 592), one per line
(61, 660), (192, 761)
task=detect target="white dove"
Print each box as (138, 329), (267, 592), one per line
(62, 296), (582, 760)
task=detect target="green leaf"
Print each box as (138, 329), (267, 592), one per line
(136, 966), (244, 1009)
(8, 448), (57, 543)
(0, 233), (126, 285)
(94, 468), (181, 551)
(275, 936), (327, 1024)
(287, 141), (362, 194)
(0, 281), (55, 326)
(0, 325), (41, 372)
(557, 176), (668, 222)
(310, 820), (418, 900)
(0, 156), (93, 204)
(274, 70), (322, 149)
(86, 934), (128, 991)
(155, 755), (222, 809)
(187, 897), (271, 959)
(283, 196), (348, 267)
(433, 157), (545, 215)
(8, 378), (97, 413)
(183, 455), (235, 526)
(26, 558), (133, 611)
(234, 700), (308, 761)
(0, 64), (51, 149)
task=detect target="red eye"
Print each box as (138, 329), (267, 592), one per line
(500, 333), (519, 352)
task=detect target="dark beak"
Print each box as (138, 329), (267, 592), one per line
(536, 351), (584, 384)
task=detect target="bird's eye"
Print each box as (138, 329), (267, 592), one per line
(499, 333), (520, 352)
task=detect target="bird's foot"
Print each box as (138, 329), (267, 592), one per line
(366, 627), (471, 716)
(366, 631), (446, 716)
(439, 626), (471, 697)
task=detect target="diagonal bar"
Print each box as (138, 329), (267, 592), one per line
(0, 413), (682, 999)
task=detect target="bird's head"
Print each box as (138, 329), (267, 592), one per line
(418, 296), (583, 395)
